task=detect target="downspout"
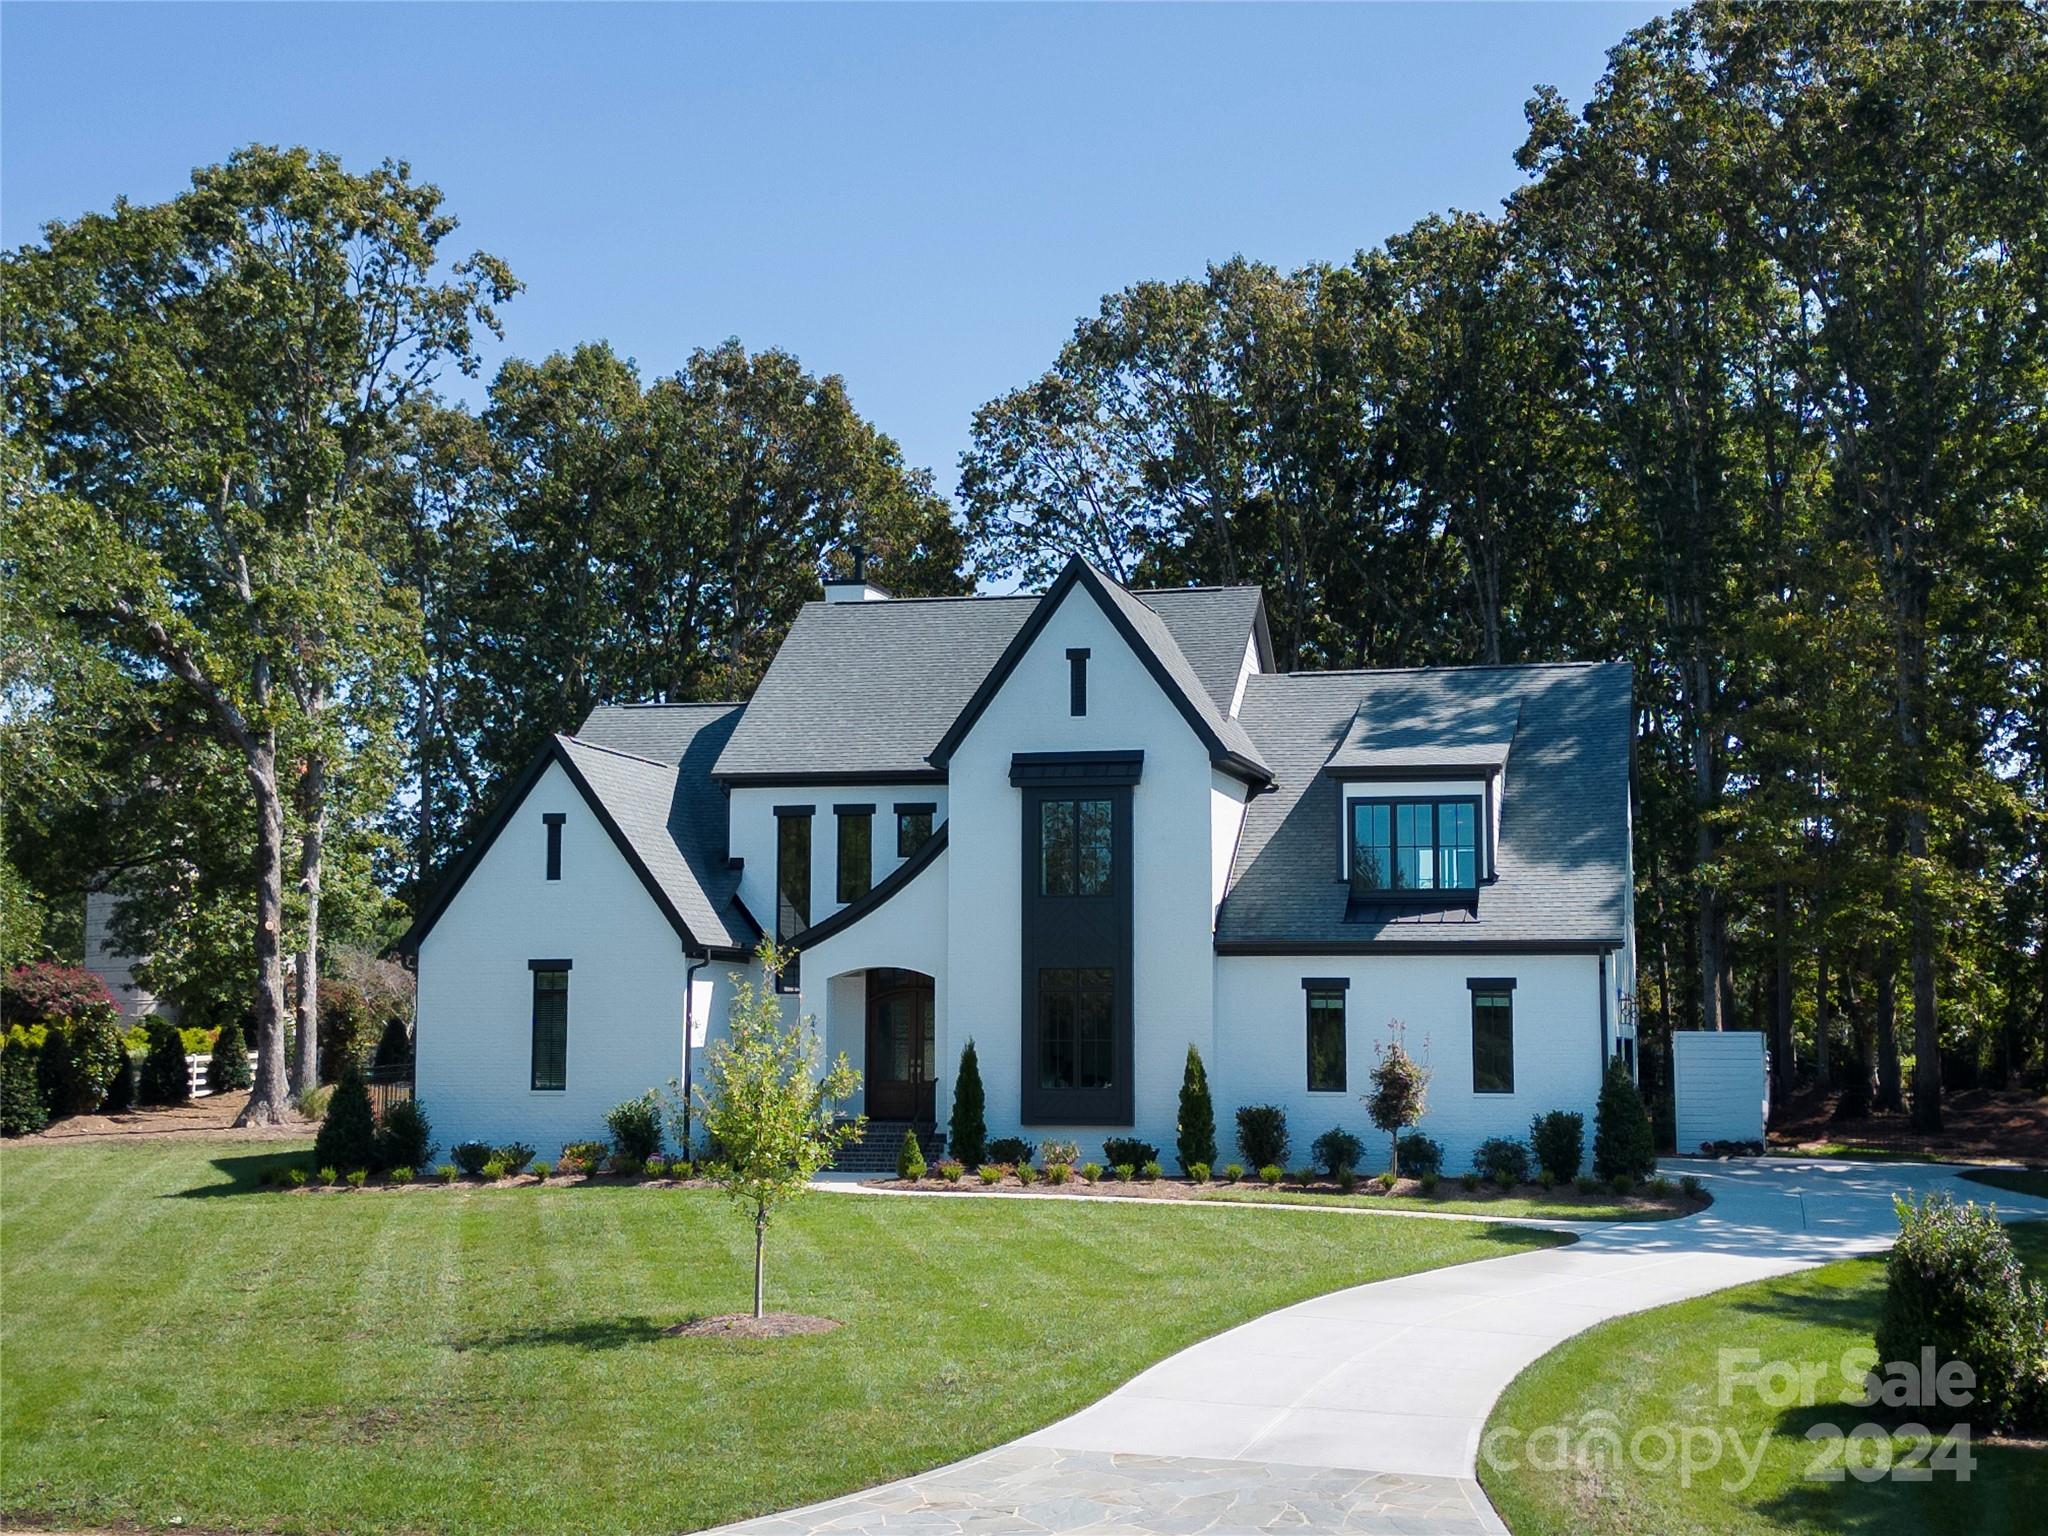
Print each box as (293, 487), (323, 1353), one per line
(682, 953), (709, 1160)
(1598, 951), (1610, 1075)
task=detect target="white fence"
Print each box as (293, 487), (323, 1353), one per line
(185, 1052), (258, 1098)
(1672, 1030), (1769, 1152)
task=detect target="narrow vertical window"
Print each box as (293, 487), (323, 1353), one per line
(835, 804), (873, 903)
(1067, 647), (1090, 716)
(543, 812), (565, 881)
(1470, 979), (1516, 1093)
(1304, 979), (1348, 1092)
(775, 806), (812, 991)
(895, 803), (935, 857)
(530, 962), (570, 1090)
(1039, 797), (1113, 896)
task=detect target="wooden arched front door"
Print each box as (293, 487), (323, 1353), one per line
(866, 968), (935, 1122)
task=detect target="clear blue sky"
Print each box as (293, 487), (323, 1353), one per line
(3, 2), (1663, 494)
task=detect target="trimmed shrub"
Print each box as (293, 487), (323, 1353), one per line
(1221, 1163), (1244, 1183)
(1175, 1045), (1216, 1174)
(1102, 1137), (1158, 1170)
(317, 1166), (339, 1186)
(437, 1164), (459, 1184)
(451, 1140), (493, 1177)
(315, 977), (380, 1084)
(493, 1142), (536, 1176)
(1473, 1137), (1532, 1186)
(898, 1128), (927, 1180)
(1186, 1161), (1211, 1184)
(978, 1164), (1003, 1185)
(389, 1166), (415, 1184)
(1376, 1170), (1397, 1192)
(286, 1166), (309, 1187)
(987, 1136), (1034, 1167)
(1113, 1163), (1136, 1182)
(1016, 1163), (1040, 1185)
(345, 1169), (369, 1189)
(936, 1159), (965, 1182)
(99, 1043), (135, 1112)
(374, 1098), (434, 1172)
(1288, 1167), (1315, 1186)
(207, 1012), (253, 1093)
(1, 1035), (48, 1136)
(2, 962), (113, 1024)
(1311, 1126), (1365, 1178)
(1236, 1104), (1289, 1170)
(1592, 1057), (1656, 1183)
(1418, 1171), (1439, 1194)
(1396, 1133), (1443, 1177)
(1338, 1170), (1358, 1192)
(1138, 1160), (1162, 1182)
(481, 1158), (508, 1181)
(605, 1092), (664, 1163)
(670, 1160), (693, 1180)
(1610, 1173), (1635, 1195)
(644, 1155), (668, 1178)
(1045, 1162), (1072, 1185)
(371, 1013), (412, 1069)
(1529, 1110), (1585, 1182)
(1079, 1161), (1103, 1183)
(1877, 1194), (2048, 1432)
(1648, 1175), (1674, 1198)
(949, 1039), (988, 1169)
(138, 1016), (191, 1105)
(39, 1006), (126, 1117)
(314, 1070), (377, 1173)
(1681, 1174), (1705, 1200)
(1258, 1163), (1283, 1186)
(531, 1160), (554, 1180)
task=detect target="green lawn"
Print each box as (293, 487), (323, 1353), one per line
(1962, 1168), (2048, 1200)
(1195, 1184), (1700, 1223)
(0, 1139), (1562, 1536)
(1482, 1222), (2048, 1536)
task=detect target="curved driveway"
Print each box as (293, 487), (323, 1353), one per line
(724, 1160), (2048, 1535)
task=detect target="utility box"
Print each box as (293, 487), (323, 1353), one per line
(1672, 1030), (1768, 1153)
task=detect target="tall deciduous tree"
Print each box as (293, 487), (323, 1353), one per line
(2, 146), (512, 1121)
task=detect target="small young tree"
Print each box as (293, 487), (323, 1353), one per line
(1593, 1056), (1656, 1182)
(208, 1012), (253, 1093)
(695, 944), (864, 1317)
(949, 1037), (987, 1167)
(314, 1067), (378, 1173)
(1176, 1044), (1216, 1174)
(1366, 1021), (1430, 1176)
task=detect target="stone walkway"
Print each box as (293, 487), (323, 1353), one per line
(716, 1159), (2048, 1535)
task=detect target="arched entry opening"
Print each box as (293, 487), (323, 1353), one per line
(865, 968), (935, 1123)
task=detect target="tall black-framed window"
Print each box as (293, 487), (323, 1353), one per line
(543, 812), (565, 880)
(1012, 752), (1138, 1127)
(835, 804), (873, 904)
(1304, 978), (1348, 1092)
(529, 961), (570, 1090)
(1067, 647), (1090, 716)
(775, 806), (812, 991)
(1039, 798), (1113, 896)
(1350, 797), (1480, 897)
(895, 802), (935, 857)
(1470, 978), (1515, 1094)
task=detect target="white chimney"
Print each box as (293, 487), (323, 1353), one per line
(823, 543), (892, 603)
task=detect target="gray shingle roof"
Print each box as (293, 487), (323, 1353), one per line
(712, 579), (1269, 781)
(1324, 690), (1522, 773)
(1088, 575), (1268, 773)
(562, 708), (757, 954)
(1218, 662), (1632, 950)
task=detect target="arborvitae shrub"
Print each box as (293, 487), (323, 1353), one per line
(1235, 1104), (1289, 1170)
(0, 1036), (47, 1136)
(949, 1039), (987, 1167)
(139, 1016), (191, 1105)
(371, 1013), (412, 1068)
(99, 1043), (135, 1112)
(374, 1098), (433, 1171)
(207, 1012), (253, 1093)
(1529, 1110), (1585, 1182)
(1175, 1045), (1216, 1174)
(314, 1069), (377, 1173)
(38, 1006), (125, 1117)
(897, 1127), (926, 1180)
(1592, 1058), (1656, 1182)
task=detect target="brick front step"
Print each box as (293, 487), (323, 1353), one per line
(831, 1119), (944, 1172)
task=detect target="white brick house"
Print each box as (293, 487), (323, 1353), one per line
(403, 556), (1637, 1171)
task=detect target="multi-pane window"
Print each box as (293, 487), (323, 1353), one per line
(1306, 985), (1347, 1092)
(776, 808), (811, 991)
(836, 807), (872, 904)
(1038, 966), (1115, 1090)
(530, 966), (569, 1090)
(1350, 798), (1479, 896)
(1471, 983), (1515, 1094)
(1040, 798), (1113, 896)
(895, 804), (934, 858)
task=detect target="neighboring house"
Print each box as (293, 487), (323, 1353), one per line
(84, 889), (173, 1025)
(403, 557), (1637, 1170)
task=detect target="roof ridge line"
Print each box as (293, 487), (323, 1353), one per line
(594, 700), (746, 712)
(1269, 660), (1615, 680)
(556, 733), (675, 770)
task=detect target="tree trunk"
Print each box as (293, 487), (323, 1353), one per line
(753, 1206), (767, 1319)
(235, 725), (296, 1126)
(1773, 883), (1794, 1096)
(1697, 844), (1723, 1032)
(1814, 945), (1832, 1095)
(1875, 946), (1905, 1114)
(292, 748), (327, 1094)
(1906, 808), (1942, 1132)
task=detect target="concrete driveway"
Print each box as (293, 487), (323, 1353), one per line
(721, 1159), (2048, 1535)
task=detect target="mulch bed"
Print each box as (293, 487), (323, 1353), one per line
(1770, 1085), (2048, 1164)
(863, 1171), (1702, 1217)
(663, 1312), (840, 1339)
(23, 1091), (310, 1142)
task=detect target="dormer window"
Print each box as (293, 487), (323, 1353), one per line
(1349, 797), (1479, 899)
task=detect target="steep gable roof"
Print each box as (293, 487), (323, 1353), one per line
(1218, 662), (1632, 951)
(928, 558), (1271, 784)
(399, 707), (758, 958)
(1133, 585), (1270, 716)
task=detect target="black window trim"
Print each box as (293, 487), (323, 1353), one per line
(775, 807), (813, 992)
(894, 801), (937, 858)
(1345, 793), (1485, 897)
(1469, 976), (1516, 1095)
(1067, 646), (1090, 716)
(1304, 979), (1348, 1094)
(529, 962), (571, 1092)
(542, 812), (565, 881)
(834, 804), (874, 905)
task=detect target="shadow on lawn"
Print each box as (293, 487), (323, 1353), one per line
(453, 1316), (677, 1352)
(1721, 1275), (1878, 1337)
(169, 1147), (310, 1197)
